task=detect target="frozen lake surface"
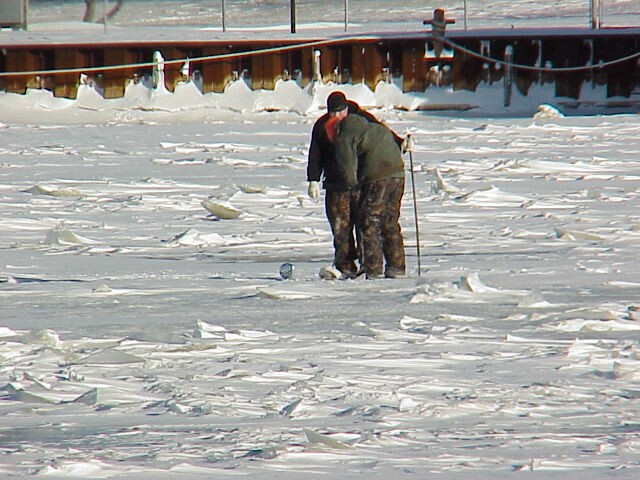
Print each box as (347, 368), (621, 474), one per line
(1, 104), (639, 478)
(1, 1), (640, 478)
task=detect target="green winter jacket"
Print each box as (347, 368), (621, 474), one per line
(334, 114), (404, 188)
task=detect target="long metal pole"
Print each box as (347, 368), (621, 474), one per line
(407, 136), (422, 276)
(290, 0), (296, 33)
(23, 0), (28, 29)
(463, 0), (468, 30)
(222, 0), (226, 32)
(591, 0), (600, 29)
(344, 0), (349, 32)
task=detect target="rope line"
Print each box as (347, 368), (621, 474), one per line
(0, 32), (638, 78)
(436, 34), (640, 72)
(0, 35), (376, 78)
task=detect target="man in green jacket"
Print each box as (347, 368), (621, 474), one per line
(333, 107), (406, 279)
(307, 91), (403, 279)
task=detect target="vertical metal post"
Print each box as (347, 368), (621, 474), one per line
(463, 0), (468, 30)
(103, 0), (107, 33)
(591, 0), (600, 29)
(313, 50), (322, 83)
(222, 0), (226, 32)
(23, 0), (28, 29)
(290, 0), (296, 34)
(344, 0), (349, 32)
(503, 46), (513, 107)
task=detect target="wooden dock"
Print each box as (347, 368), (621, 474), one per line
(0, 24), (638, 111)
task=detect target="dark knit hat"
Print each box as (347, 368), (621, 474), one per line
(327, 91), (348, 112)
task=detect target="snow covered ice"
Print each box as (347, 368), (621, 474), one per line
(2, 95), (640, 479)
(1, 1), (640, 478)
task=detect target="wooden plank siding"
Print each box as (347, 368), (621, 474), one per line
(0, 29), (638, 108)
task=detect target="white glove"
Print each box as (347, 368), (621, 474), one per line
(402, 135), (415, 153)
(308, 181), (320, 199)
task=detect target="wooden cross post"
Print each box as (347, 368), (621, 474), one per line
(423, 9), (456, 60)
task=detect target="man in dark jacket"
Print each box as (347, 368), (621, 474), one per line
(307, 91), (397, 278)
(333, 108), (407, 279)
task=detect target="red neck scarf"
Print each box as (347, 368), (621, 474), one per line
(324, 115), (341, 143)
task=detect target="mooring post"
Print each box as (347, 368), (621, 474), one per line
(423, 8), (455, 60)
(313, 50), (322, 84)
(503, 45), (513, 107)
(152, 51), (165, 90)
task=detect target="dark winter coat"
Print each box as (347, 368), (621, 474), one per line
(334, 114), (405, 188)
(306, 101), (401, 191)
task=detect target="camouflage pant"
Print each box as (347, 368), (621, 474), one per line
(358, 177), (406, 278)
(325, 189), (361, 275)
